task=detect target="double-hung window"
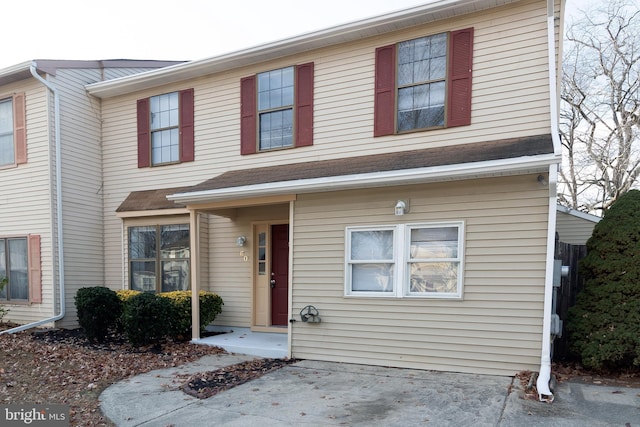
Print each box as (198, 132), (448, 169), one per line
(0, 93), (26, 167)
(136, 89), (194, 168)
(0, 235), (41, 303)
(240, 63), (314, 154)
(374, 28), (474, 136)
(345, 222), (464, 298)
(129, 224), (190, 292)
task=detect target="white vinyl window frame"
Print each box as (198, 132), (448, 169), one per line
(345, 222), (464, 299)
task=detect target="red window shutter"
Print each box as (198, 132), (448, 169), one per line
(240, 75), (257, 155)
(295, 62), (314, 147)
(179, 88), (195, 162)
(374, 44), (396, 137)
(447, 27), (474, 128)
(28, 234), (42, 304)
(13, 93), (27, 164)
(137, 98), (151, 168)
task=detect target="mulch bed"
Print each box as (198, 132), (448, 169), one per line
(182, 358), (297, 399)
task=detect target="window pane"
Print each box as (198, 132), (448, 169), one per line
(0, 134), (14, 166)
(129, 226), (156, 259)
(398, 82), (445, 131)
(259, 109), (293, 150)
(352, 263), (394, 292)
(351, 230), (393, 260)
(410, 227), (458, 258)
(131, 261), (156, 292)
(150, 92), (179, 130)
(161, 260), (189, 292)
(409, 262), (458, 294)
(160, 224), (190, 259)
(151, 128), (179, 164)
(258, 67), (294, 111)
(0, 239), (6, 299)
(8, 238), (28, 300)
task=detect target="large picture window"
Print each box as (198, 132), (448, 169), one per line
(129, 224), (190, 292)
(345, 222), (464, 298)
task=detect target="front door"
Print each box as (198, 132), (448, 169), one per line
(270, 224), (289, 326)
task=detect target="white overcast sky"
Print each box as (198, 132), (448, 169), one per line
(1, 0), (591, 71)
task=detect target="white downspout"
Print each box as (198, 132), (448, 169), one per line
(1, 63), (65, 334)
(536, 0), (563, 401)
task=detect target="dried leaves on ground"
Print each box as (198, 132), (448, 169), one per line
(0, 324), (225, 426)
(182, 358), (297, 399)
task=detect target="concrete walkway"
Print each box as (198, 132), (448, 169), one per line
(100, 357), (640, 426)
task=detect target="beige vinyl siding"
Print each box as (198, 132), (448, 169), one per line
(100, 0), (553, 290)
(290, 175), (548, 376)
(207, 204), (289, 327)
(556, 211), (598, 245)
(51, 68), (106, 328)
(0, 80), (55, 324)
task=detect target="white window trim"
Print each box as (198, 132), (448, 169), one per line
(345, 221), (465, 299)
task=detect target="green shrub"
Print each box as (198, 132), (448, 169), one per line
(116, 289), (141, 303)
(121, 292), (174, 346)
(567, 189), (640, 371)
(75, 287), (122, 342)
(160, 291), (224, 337)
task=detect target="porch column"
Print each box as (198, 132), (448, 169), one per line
(190, 209), (201, 340)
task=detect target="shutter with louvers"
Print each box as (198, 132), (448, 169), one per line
(295, 62), (314, 147)
(136, 98), (151, 167)
(374, 44), (396, 137)
(28, 235), (42, 304)
(240, 76), (257, 155)
(13, 93), (27, 164)
(179, 88), (195, 162)
(447, 28), (474, 128)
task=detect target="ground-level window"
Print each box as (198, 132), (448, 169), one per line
(345, 222), (464, 298)
(0, 237), (28, 301)
(129, 224), (190, 292)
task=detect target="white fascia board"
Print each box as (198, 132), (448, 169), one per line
(556, 205), (601, 223)
(168, 153), (560, 204)
(86, 0), (519, 98)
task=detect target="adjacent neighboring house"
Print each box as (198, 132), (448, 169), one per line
(556, 205), (600, 245)
(2, 0), (567, 400)
(0, 60), (182, 329)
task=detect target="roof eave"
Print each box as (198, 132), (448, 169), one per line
(86, 0), (520, 98)
(168, 153), (560, 205)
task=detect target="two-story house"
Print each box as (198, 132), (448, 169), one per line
(0, 60), (182, 330)
(84, 0), (564, 399)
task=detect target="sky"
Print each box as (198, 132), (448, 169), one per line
(1, 0), (592, 71)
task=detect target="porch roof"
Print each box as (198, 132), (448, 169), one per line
(168, 134), (557, 206)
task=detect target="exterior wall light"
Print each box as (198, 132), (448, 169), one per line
(395, 200), (408, 216)
(236, 236), (247, 247)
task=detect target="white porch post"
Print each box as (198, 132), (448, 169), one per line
(190, 210), (201, 340)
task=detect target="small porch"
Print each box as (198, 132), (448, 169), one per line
(193, 326), (288, 359)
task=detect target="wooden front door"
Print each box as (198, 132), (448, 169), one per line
(270, 224), (289, 326)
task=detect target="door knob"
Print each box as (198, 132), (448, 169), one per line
(270, 279), (276, 288)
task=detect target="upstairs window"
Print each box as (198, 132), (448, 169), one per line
(129, 224), (190, 293)
(241, 63), (314, 154)
(0, 94), (27, 167)
(137, 89), (194, 168)
(374, 28), (474, 136)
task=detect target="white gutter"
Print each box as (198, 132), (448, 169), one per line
(168, 153), (559, 204)
(1, 63), (66, 334)
(536, 0), (564, 401)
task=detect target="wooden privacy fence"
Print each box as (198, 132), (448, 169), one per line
(552, 241), (588, 360)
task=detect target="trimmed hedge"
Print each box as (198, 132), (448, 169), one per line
(75, 287), (122, 342)
(77, 287), (224, 345)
